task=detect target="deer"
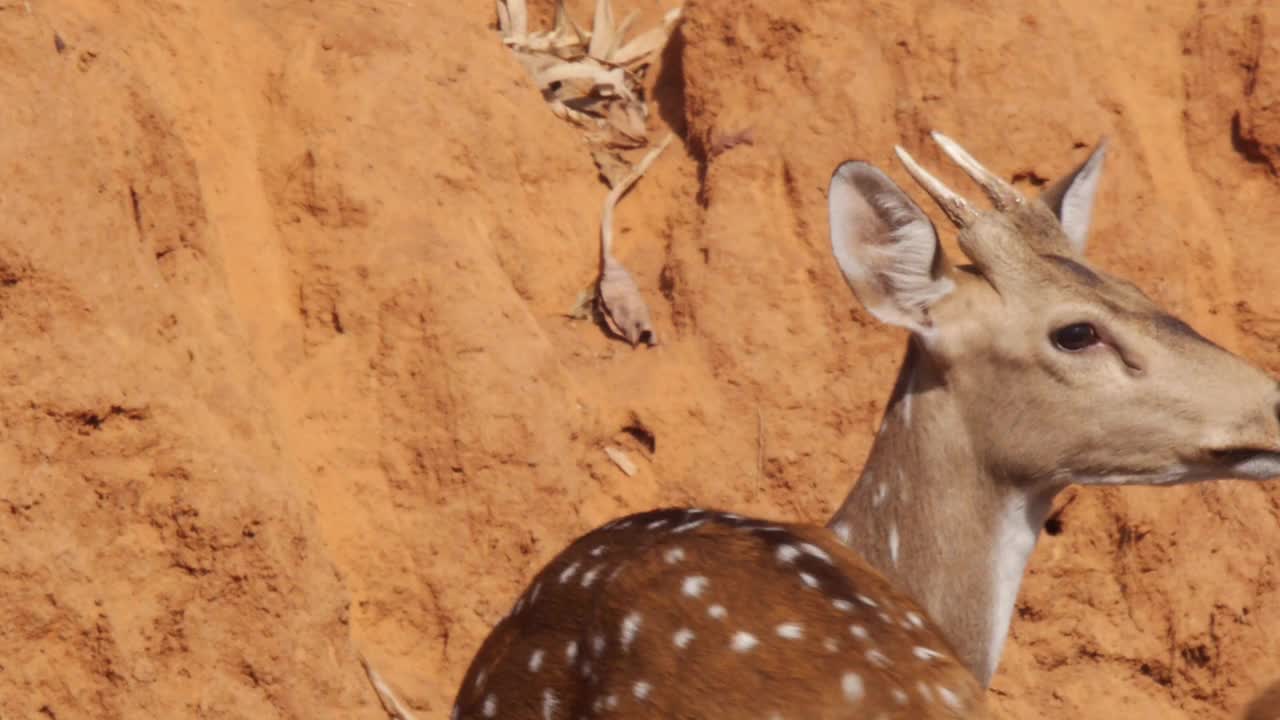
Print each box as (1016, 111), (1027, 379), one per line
(429, 132), (1280, 719)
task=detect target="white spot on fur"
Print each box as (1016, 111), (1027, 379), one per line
(673, 628), (694, 648)
(708, 604), (727, 620)
(849, 624), (868, 640)
(621, 612), (642, 651)
(892, 688), (909, 705)
(592, 634), (606, 656)
(731, 631), (758, 652)
(878, 612), (893, 624)
(938, 686), (963, 711)
(672, 519), (707, 533)
(799, 542), (832, 563)
(529, 582), (542, 605)
(590, 545), (608, 557)
(529, 649), (545, 672)
(866, 649), (889, 668)
(905, 611), (925, 629)
(841, 672), (865, 702)
(775, 622), (804, 639)
(633, 680), (652, 700)
(900, 369), (916, 426)
(914, 646), (943, 661)
(918, 682), (934, 703)
(565, 641), (578, 662)
(542, 689), (558, 720)
(856, 594), (878, 608)
(605, 695), (618, 710)
(483, 694), (498, 717)
(559, 562), (580, 583)
(831, 521), (852, 545)
(682, 576), (709, 598)
(664, 547), (685, 564)
(799, 572), (820, 589)
(581, 565), (603, 588)
(823, 637), (839, 653)
(888, 523), (900, 566)
(776, 545), (800, 563)
(873, 482), (888, 508)
(832, 599), (854, 613)
(647, 519), (668, 530)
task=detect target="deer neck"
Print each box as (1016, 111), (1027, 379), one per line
(826, 341), (1058, 687)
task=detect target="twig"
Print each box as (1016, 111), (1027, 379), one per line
(359, 654), (420, 720)
(600, 133), (675, 259)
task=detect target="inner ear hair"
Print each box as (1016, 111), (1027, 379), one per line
(828, 161), (955, 333)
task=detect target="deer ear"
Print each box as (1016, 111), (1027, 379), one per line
(828, 161), (954, 333)
(1039, 140), (1107, 254)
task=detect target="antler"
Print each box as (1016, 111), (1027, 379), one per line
(893, 144), (979, 228)
(893, 132), (1028, 228)
(930, 131), (1025, 210)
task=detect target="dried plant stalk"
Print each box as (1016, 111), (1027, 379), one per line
(359, 655), (420, 720)
(596, 134), (674, 346)
(604, 446), (638, 476)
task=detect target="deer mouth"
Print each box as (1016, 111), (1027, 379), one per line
(1204, 448), (1280, 480)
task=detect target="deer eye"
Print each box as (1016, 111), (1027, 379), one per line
(1052, 323), (1100, 351)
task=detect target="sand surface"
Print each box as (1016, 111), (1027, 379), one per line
(2, 1), (1279, 717)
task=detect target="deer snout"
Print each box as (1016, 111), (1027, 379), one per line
(1197, 386), (1280, 480)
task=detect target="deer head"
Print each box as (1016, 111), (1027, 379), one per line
(830, 132), (1280, 490)
(827, 132), (1280, 685)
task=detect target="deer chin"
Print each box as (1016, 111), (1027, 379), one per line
(1066, 452), (1280, 487)
(1212, 450), (1280, 481)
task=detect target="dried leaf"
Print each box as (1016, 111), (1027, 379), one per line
(496, 0), (512, 36)
(496, 0), (682, 150)
(567, 286), (597, 319)
(611, 9), (640, 58)
(613, 7), (681, 66)
(598, 256), (655, 346)
(587, 0), (615, 62)
(603, 100), (648, 148)
(532, 59), (625, 93)
(507, 0), (528, 39)
(552, 0), (571, 35)
(546, 98), (603, 128)
(612, 26), (669, 66)
(604, 446), (638, 477)
(591, 148), (633, 188)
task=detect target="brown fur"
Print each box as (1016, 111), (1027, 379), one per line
(454, 509), (988, 719)
(1245, 679), (1280, 720)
